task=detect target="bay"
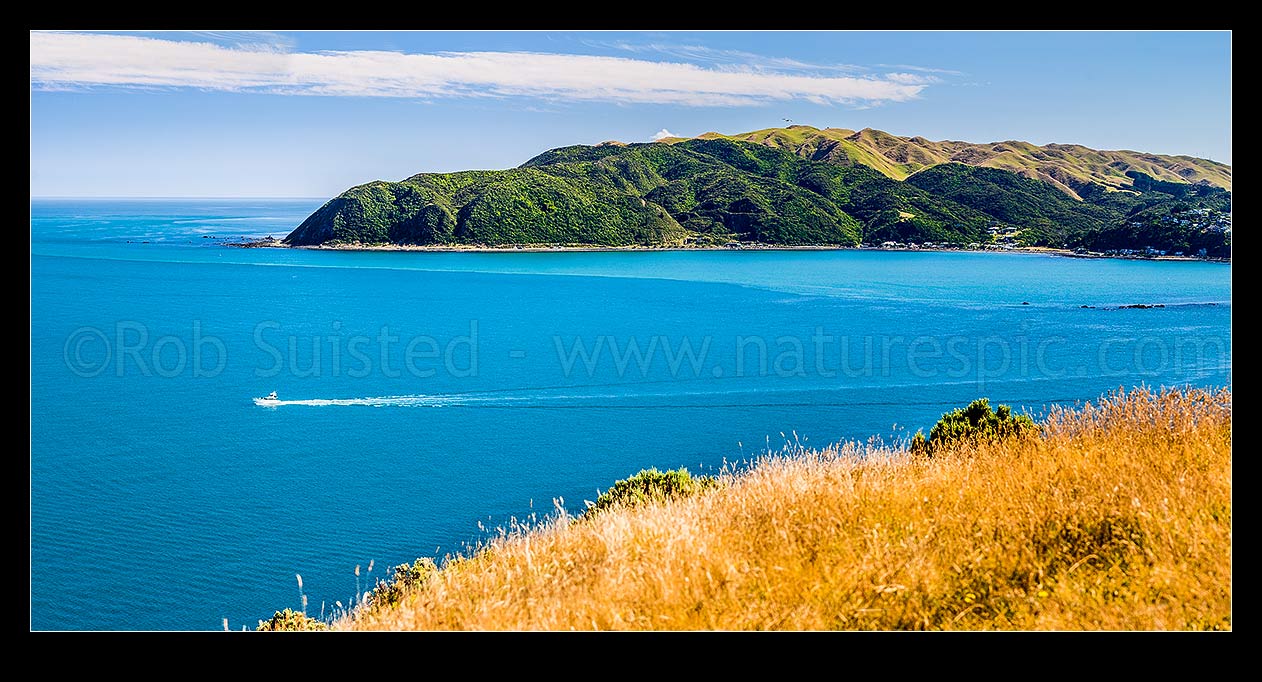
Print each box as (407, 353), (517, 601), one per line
(30, 199), (1231, 630)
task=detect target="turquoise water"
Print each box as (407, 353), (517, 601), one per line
(30, 199), (1231, 630)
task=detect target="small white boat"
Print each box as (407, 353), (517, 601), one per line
(254, 391), (280, 406)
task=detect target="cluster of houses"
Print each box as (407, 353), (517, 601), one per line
(987, 224), (1023, 246)
(875, 224), (1025, 252)
(1143, 208), (1231, 234)
(876, 241), (1012, 251)
(1080, 246), (1211, 258)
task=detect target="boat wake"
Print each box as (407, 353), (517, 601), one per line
(254, 394), (455, 408)
(247, 372), (1194, 410)
(253, 391), (655, 408)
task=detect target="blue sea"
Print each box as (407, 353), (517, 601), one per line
(30, 199), (1232, 630)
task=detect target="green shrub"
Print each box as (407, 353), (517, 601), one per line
(911, 398), (1036, 456)
(368, 558), (439, 609)
(256, 608), (328, 631)
(582, 467), (721, 518)
(910, 430), (929, 454)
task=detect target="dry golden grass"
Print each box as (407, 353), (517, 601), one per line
(346, 387), (1231, 631)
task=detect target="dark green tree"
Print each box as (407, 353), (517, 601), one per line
(911, 398), (1036, 456)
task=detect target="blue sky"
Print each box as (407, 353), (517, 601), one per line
(30, 31), (1231, 197)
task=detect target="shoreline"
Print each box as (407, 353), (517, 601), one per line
(227, 239), (1229, 263)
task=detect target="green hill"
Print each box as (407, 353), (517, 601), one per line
(695, 125), (1231, 197)
(285, 129), (1230, 255)
(904, 164), (1117, 246)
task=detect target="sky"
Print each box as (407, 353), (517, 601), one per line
(30, 30), (1232, 198)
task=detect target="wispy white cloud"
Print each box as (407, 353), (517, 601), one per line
(30, 32), (928, 107)
(595, 41), (869, 73)
(884, 72), (941, 85)
(652, 128), (677, 140)
(874, 63), (966, 76)
(601, 41), (964, 81)
(174, 31), (296, 51)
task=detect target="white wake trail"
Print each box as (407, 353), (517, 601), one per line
(252, 372), (1176, 410)
(254, 394), (452, 408)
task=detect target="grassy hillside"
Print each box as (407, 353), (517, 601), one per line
(326, 387), (1230, 631)
(288, 140), (873, 247)
(905, 163), (1118, 246)
(698, 125), (1232, 195)
(287, 139), (1002, 248)
(285, 166), (690, 248)
(286, 131), (1230, 254)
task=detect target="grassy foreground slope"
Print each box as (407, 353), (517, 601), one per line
(345, 387), (1230, 631)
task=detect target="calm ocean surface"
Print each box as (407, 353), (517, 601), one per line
(30, 199), (1231, 630)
